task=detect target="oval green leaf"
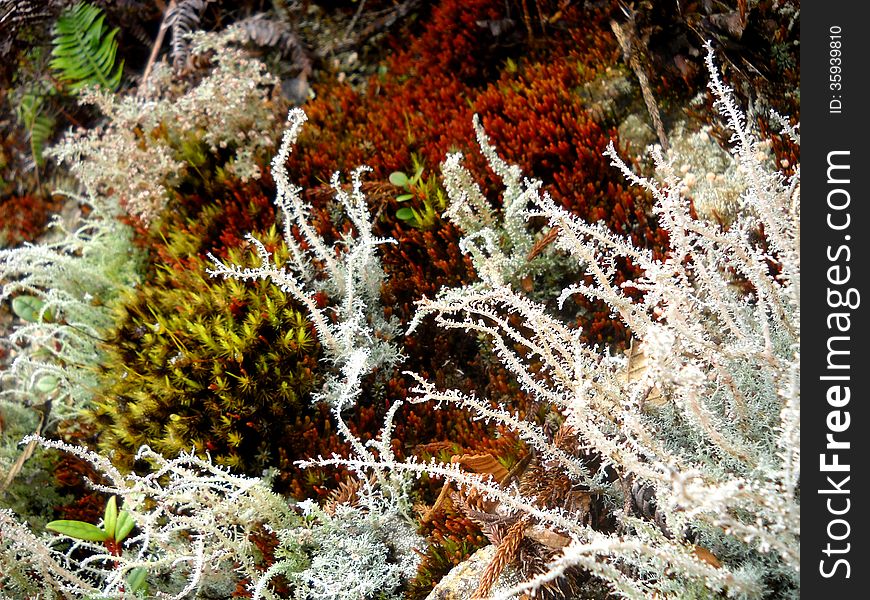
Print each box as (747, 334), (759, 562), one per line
(103, 496), (118, 539)
(388, 171), (409, 188)
(395, 193), (414, 202)
(12, 295), (45, 323)
(396, 207), (417, 222)
(114, 510), (135, 542)
(35, 376), (59, 394)
(127, 567), (148, 593)
(46, 520), (109, 542)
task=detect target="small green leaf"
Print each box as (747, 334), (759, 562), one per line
(395, 193), (414, 202)
(114, 510), (135, 542)
(389, 171), (409, 188)
(35, 376), (59, 394)
(103, 496), (118, 539)
(127, 567), (148, 594)
(12, 295), (45, 322)
(46, 520), (109, 542)
(396, 207), (417, 223)
(410, 164), (424, 185)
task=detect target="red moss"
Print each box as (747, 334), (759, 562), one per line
(0, 194), (59, 247)
(472, 58), (665, 246)
(152, 174), (278, 264)
(52, 421), (106, 525)
(233, 526), (291, 598)
(282, 1), (664, 344)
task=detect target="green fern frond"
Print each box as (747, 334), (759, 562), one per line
(50, 3), (124, 92)
(16, 93), (55, 167)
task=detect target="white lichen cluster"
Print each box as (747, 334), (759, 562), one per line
(207, 107), (420, 596)
(263, 499), (423, 600)
(660, 116), (784, 228)
(440, 115), (537, 287)
(661, 121), (745, 223)
(0, 434), (422, 600)
(0, 189), (141, 421)
(440, 47), (800, 597)
(322, 46), (800, 598)
(49, 30), (282, 223)
(208, 107), (403, 408)
(2, 438), (293, 599)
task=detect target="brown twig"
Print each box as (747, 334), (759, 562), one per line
(139, 0), (176, 94)
(520, 0), (534, 43)
(610, 11), (669, 151)
(343, 0), (367, 40)
(317, 0), (424, 58)
(0, 403), (47, 493)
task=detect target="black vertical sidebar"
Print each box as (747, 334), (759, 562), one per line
(803, 3), (870, 597)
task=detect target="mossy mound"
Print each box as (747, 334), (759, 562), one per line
(91, 226), (320, 475)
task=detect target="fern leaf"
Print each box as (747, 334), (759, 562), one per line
(16, 93), (55, 167)
(233, 13), (311, 74)
(50, 2), (124, 92)
(166, 0), (215, 69)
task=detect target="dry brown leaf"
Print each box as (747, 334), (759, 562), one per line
(527, 226), (561, 261)
(626, 337), (663, 408)
(453, 453), (511, 484)
(693, 545), (722, 568)
(525, 525), (571, 549)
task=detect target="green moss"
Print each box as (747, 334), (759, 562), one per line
(0, 405), (73, 529)
(90, 225), (320, 475)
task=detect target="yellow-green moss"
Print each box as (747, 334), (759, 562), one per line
(90, 226), (320, 475)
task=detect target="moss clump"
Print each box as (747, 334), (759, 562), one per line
(90, 226), (320, 475)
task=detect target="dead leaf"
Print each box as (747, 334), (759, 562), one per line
(693, 545), (722, 568)
(453, 453), (510, 484)
(527, 226), (561, 261)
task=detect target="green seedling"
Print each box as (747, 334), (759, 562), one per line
(46, 496), (147, 594)
(388, 155), (447, 229)
(44, 519), (108, 542)
(47, 495), (136, 546)
(389, 162), (423, 203)
(126, 567), (148, 594)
